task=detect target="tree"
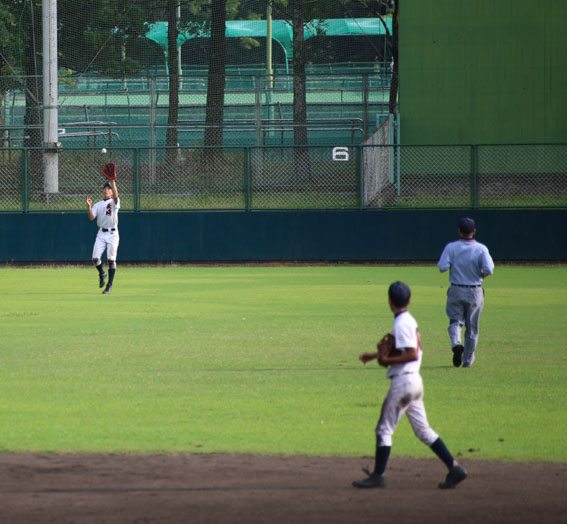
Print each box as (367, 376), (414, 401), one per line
(0, 2), (20, 128)
(290, 0), (310, 180)
(135, 1), (202, 157)
(354, 0), (397, 115)
(204, 0), (228, 148)
(158, 0), (230, 155)
(57, 0), (152, 75)
(1, 0), (162, 192)
(18, 0), (43, 177)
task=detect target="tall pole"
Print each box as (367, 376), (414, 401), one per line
(266, 1), (273, 89)
(43, 0), (59, 193)
(177, 3), (182, 90)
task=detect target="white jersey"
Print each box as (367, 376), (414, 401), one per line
(386, 310), (422, 379)
(92, 197), (120, 230)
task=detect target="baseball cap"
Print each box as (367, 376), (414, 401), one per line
(388, 281), (411, 308)
(458, 217), (476, 234)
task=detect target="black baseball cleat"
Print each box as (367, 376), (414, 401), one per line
(452, 345), (464, 367)
(352, 472), (386, 489)
(99, 271), (107, 288)
(102, 285), (112, 295)
(438, 465), (467, 489)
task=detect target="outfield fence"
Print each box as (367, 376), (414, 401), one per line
(0, 142), (566, 212)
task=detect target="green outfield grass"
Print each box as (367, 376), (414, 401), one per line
(1, 265), (565, 462)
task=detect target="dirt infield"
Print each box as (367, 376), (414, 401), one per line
(1, 453), (565, 524)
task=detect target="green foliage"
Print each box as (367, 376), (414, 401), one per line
(0, 265), (566, 462)
(56, 0), (160, 75)
(0, 3), (16, 56)
(0, 2), (24, 86)
(0, 4), (20, 95)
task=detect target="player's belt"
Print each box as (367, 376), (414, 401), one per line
(101, 228), (116, 232)
(451, 283), (481, 288)
(389, 371), (415, 379)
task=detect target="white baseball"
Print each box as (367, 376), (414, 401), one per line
(101, 148), (107, 154)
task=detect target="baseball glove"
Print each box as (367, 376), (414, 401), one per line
(101, 162), (117, 181)
(377, 333), (396, 360)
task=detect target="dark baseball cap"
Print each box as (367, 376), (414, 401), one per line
(458, 217), (476, 234)
(388, 281), (411, 308)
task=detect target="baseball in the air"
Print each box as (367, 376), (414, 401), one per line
(101, 148), (107, 154)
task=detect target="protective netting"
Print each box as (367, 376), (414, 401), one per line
(1, 2), (566, 212)
(0, 149), (21, 211)
(1, 1), (393, 143)
(362, 114), (393, 207)
(2, 73), (388, 148)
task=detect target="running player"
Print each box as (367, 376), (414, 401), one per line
(438, 217), (494, 367)
(86, 179), (120, 294)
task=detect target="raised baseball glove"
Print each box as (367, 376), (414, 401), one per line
(101, 162), (117, 181)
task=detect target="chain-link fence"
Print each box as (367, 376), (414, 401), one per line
(1, 142), (566, 212)
(389, 144), (567, 209)
(477, 144), (567, 208)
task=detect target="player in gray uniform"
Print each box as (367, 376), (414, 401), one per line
(438, 218), (494, 367)
(352, 281), (467, 489)
(86, 179), (120, 294)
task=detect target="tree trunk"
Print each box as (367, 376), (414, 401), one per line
(166, 0), (179, 164)
(291, 0), (310, 181)
(21, 3), (43, 191)
(204, 0), (227, 150)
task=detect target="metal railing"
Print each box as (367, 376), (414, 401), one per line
(1, 73), (391, 141)
(1, 119), (368, 149)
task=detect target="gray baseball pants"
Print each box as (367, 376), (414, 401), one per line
(446, 285), (484, 366)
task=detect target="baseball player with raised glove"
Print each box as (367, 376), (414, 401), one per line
(353, 281), (467, 490)
(85, 162), (120, 294)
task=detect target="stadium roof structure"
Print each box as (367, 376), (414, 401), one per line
(145, 18), (392, 72)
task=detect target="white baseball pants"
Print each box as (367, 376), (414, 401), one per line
(92, 230), (120, 261)
(376, 373), (439, 448)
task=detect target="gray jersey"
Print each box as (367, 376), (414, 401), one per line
(438, 238), (494, 285)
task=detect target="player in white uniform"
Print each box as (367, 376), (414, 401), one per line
(86, 179), (120, 294)
(352, 281), (467, 489)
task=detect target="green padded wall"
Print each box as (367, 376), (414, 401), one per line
(399, 0), (567, 144)
(1, 210), (566, 262)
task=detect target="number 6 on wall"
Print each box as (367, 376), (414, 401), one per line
(332, 147), (349, 161)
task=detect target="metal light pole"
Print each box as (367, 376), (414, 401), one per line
(265, 0), (274, 127)
(177, 3), (182, 90)
(266, 0), (273, 89)
(43, 0), (59, 193)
